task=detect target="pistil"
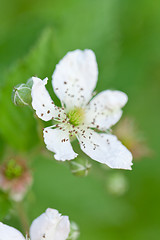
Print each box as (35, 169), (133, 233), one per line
(67, 107), (85, 126)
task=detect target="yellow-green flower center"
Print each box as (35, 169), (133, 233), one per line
(5, 159), (23, 180)
(67, 107), (85, 126)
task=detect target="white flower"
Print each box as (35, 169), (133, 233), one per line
(31, 49), (133, 170)
(30, 208), (70, 240)
(0, 222), (25, 240)
(0, 208), (70, 240)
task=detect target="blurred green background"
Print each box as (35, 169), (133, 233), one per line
(0, 0), (160, 239)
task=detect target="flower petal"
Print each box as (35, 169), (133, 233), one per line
(31, 77), (65, 121)
(0, 222), (25, 240)
(29, 208), (70, 240)
(52, 49), (98, 110)
(85, 90), (128, 130)
(43, 126), (78, 161)
(76, 128), (133, 170)
(52, 216), (70, 240)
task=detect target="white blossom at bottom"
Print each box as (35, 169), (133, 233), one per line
(0, 208), (70, 240)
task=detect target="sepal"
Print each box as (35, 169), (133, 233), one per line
(69, 157), (91, 176)
(67, 221), (80, 240)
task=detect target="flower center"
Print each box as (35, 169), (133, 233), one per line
(5, 159), (23, 180)
(67, 107), (85, 126)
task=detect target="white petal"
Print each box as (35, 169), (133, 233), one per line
(52, 216), (70, 240)
(29, 208), (70, 240)
(0, 222), (25, 240)
(85, 90), (128, 130)
(31, 77), (65, 121)
(52, 49), (98, 110)
(76, 128), (133, 170)
(43, 126), (78, 161)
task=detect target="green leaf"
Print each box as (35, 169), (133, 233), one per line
(0, 191), (11, 220)
(0, 135), (5, 161)
(0, 28), (59, 151)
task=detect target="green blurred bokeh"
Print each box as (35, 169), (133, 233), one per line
(0, 0), (160, 239)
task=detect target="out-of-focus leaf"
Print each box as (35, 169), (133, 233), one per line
(0, 191), (11, 220)
(0, 135), (5, 160)
(0, 28), (58, 151)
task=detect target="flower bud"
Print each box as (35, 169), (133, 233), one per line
(67, 221), (80, 240)
(12, 78), (33, 106)
(113, 117), (152, 160)
(69, 157), (92, 177)
(0, 158), (32, 201)
(106, 173), (128, 196)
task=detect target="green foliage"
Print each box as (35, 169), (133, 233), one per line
(0, 191), (11, 220)
(0, 135), (5, 160)
(0, 0), (160, 239)
(0, 28), (58, 151)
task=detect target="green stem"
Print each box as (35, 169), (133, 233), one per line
(15, 201), (29, 235)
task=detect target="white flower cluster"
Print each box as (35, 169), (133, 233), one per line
(31, 49), (133, 170)
(0, 208), (70, 240)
